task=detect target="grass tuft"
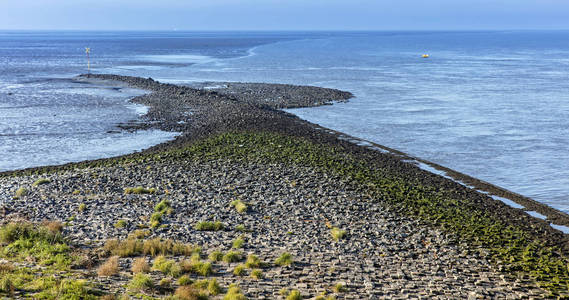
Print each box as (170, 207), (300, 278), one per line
(32, 178), (50, 187)
(286, 290), (302, 300)
(13, 187), (28, 199)
(114, 220), (127, 229)
(330, 227), (346, 241)
(177, 275), (192, 286)
(223, 284), (246, 300)
(230, 199), (248, 213)
(232, 237), (245, 249)
(245, 254), (261, 268)
(222, 250), (242, 263)
(152, 255), (181, 277)
(275, 252), (293, 266)
(103, 237), (197, 257)
(97, 256), (119, 277)
(124, 187), (156, 195)
(233, 264), (246, 276)
(208, 250), (223, 262)
(129, 273), (153, 291)
(195, 221), (224, 231)
(251, 268), (263, 280)
(131, 257), (150, 274)
(333, 283), (346, 293)
(175, 285), (208, 300)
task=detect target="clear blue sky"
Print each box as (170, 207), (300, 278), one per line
(1, 0), (568, 30)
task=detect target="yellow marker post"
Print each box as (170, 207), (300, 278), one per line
(85, 47), (91, 74)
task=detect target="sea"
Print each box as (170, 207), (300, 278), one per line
(1, 30), (568, 214)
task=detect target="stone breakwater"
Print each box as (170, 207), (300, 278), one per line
(0, 74), (568, 298)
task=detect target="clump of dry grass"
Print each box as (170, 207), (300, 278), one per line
(131, 257), (150, 274)
(42, 220), (64, 234)
(103, 237), (198, 257)
(0, 262), (14, 273)
(175, 285), (207, 300)
(97, 256), (119, 277)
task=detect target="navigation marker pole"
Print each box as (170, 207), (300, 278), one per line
(85, 47), (91, 76)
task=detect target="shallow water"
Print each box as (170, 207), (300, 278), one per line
(139, 31), (569, 214)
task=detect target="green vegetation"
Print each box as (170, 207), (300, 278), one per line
(232, 237), (244, 249)
(251, 269), (263, 280)
(152, 255), (181, 277)
(32, 178), (50, 187)
(223, 284), (246, 300)
(333, 283), (346, 293)
(245, 254), (261, 268)
(230, 199), (248, 213)
(233, 264), (246, 276)
(173, 278), (220, 299)
(193, 279), (221, 296)
(149, 199), (172, 228)
(129, 273), (153, 291)
(222, 250), (242, 263)
(275, 252), (293, 266)
(0, 222), (104, 298)
(114, 219), (127, 229)
(235, 224), (247, 232)
(13, 187), (28, 199)
(159, 278), (172, 288)
(124, 186), (156, 195)
(0, 222), (70, 268)
(286, 290), (302, 300)
(35, 279), (98, 299)
(155, 199), (172, 213)
(78, 203), (86, 212)
(208, 250), (223, 262)
(180, 254), (212, 276)
(330, 227), (346, 241)
(177, 275), (192, 286)
(195, 221), (224, 231)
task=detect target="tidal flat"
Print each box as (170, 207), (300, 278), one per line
(0, 74), (568, 299)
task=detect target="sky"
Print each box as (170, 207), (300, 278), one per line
(0, 0), (568, 30)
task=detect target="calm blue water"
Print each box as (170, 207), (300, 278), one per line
(1, 31), (568, 214)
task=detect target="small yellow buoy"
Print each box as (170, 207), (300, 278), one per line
(422, 54), (429, 58)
